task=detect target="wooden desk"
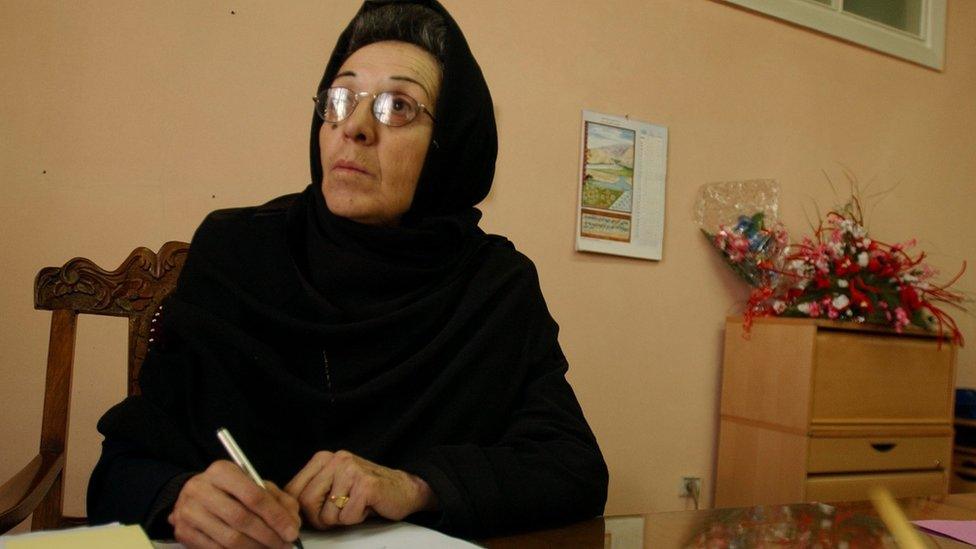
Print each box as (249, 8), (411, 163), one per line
(483, 494), (976, 548)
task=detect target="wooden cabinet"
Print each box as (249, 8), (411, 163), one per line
(714, 317), (956, 508)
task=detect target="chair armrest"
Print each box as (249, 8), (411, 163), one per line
(0, 451), (65, 533)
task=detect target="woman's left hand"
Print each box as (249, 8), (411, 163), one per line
(284, 450), (437, 529)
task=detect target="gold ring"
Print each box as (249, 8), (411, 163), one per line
(329, 494), (350, 510)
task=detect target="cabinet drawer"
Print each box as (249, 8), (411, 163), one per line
(811, 331), (954, 423)
(808, 436), (950, 473)
(805, 471), (945, 502)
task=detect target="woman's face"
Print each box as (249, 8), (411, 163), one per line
(319, 41), (441, 226)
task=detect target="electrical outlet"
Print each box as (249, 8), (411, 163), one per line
(680, 476), (702, 498)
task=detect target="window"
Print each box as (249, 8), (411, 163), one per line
(722, 0), (946, 70)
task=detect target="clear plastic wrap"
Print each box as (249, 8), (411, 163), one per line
(694, 179), (780, 231)
(696, 180), (788, 288)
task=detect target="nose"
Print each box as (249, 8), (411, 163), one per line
(341, 97), (377, 145)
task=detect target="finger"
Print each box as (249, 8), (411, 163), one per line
(266, 481), (302, 529)
(169, 483), (227, 549)
(203, 483), (290, 548)
(285, 451), (333, 497)
(322, 466), (356, 527)
(337, 480), (370, 526)
(172, 523), (222, 549)
(209, 462), (299, 544)
(178, 498), (264, 549)
(321, 451), (363, 526)
(302, 460), (342, 529)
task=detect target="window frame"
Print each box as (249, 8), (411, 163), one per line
(721, 0), (947, 70)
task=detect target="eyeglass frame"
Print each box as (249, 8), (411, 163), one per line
(313, 87), (436, 127)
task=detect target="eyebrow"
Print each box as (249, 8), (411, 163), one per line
(333, 70), (433, 102)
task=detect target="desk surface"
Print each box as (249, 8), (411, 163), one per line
(484, 494), (976, 548)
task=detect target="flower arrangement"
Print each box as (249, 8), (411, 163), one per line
(710, 212), (788, 288)
(702, 186), (967, 345)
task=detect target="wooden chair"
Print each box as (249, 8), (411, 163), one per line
(0, 242), (190, 534)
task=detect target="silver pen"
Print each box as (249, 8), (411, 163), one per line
(216, 427), (305, 549)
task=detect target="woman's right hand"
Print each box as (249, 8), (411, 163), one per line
(168, 460), (301, 549)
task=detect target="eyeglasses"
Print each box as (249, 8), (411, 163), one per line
(313, 87), (435, 127)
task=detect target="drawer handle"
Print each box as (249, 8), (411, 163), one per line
(870, 443), (897, 453)
(957, 471), (976, 482)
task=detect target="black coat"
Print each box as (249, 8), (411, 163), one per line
(87, 191), (608, 537)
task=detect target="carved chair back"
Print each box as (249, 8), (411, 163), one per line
(0, 242), (189, 533)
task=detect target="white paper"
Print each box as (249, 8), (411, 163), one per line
(576, 110), (668, 260)
(299, 521), (481, 548)
(150, 521), (481, 549)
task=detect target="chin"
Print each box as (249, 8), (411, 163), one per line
(323, 194), (361, 218)
(321, 191), (372, 224)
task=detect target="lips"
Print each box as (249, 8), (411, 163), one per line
(332, 159), (371, 176)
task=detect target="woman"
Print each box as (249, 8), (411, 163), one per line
(87, 1), (608, 547)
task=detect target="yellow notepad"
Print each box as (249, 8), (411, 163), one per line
(5, 523), (153, 549)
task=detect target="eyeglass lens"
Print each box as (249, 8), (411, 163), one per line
(316, 88), (420, 127)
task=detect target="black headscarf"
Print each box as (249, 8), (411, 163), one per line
(310, 0), (497, 219)
(303, 0), (497, 320)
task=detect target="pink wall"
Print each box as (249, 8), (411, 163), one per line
(1, 0), (973, 528)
